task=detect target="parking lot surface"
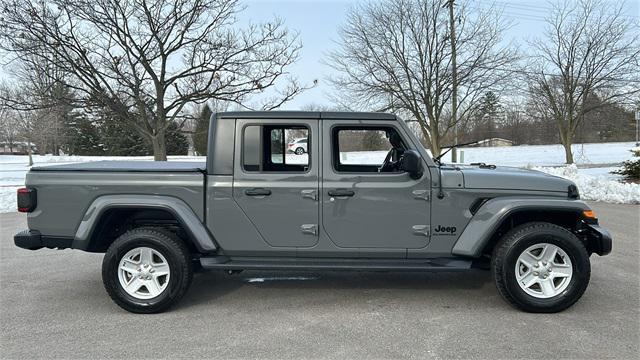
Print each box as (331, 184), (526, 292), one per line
(1, 202), (638, 359)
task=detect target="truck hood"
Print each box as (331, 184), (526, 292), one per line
(458, 165), (575, 193)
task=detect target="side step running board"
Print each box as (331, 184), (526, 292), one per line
(200, 256), (472, 271)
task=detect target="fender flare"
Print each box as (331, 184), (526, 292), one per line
(73, 194), (217, 252)
(451, 197), (590, 257)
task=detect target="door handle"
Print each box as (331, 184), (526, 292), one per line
(301, 189), (318, 201)
(412, 225), (431, 237)
(300, 224), (318, 236)
(412, 189), (430, 201)
(245, 188), (271, 196)
(328, 189), (355, 197)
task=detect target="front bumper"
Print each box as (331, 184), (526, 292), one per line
(14, 229), (72, 250)
(585, 224), (612, 256)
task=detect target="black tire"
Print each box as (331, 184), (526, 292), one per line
(492, 222), (590, 313)
(295, 147), (305, 155)
(102, 227), (193, 314)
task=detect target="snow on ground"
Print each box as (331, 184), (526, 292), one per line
(0, 142), (638, 213)
(438, 141), (636, 167)
(534, 165), (639, 204)
(0, 187), (20, 214)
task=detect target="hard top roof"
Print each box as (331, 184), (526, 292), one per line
(215, 111), (397, 121)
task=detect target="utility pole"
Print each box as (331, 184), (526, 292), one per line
(636, 107), (640, 146)
(446, 0), (459, 162)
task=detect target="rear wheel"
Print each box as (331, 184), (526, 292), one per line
(295, 147), (305, 155)
(102, 228), (193, 313)
(492, 222), (590, 313)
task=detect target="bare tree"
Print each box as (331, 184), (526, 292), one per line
(0, 85), (38, 164)
(0, 54), (71, 155)
(528, 0), (640, 164)
(0, 96), (20, 154)
(1, 0), (308, 160)
(500, 98), (529, 146)
(327, 0), (517, 156)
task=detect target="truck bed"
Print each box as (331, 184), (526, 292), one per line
(25, 161), (206, 239)
(31, 161), (206, 172)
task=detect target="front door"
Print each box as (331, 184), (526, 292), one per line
(321, 120), (431, 250)
(233, 119), (319, 248)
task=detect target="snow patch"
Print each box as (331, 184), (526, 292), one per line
(439, 141), (636, 167)
(534, 164), (640, 204)
(0, 186), (20, 213)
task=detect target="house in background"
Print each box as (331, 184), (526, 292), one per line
(0, 142), (36, 155)
(468, 138), (514, 147)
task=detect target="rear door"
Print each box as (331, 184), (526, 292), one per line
(321, 120), (431, 250)
(233, 119), (319, 248)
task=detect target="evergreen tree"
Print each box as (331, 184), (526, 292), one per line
(98, 114), (188, 156)
(468, 91), (502, 141)
(64, 115), (104, 155)
(193, 105), (212, 155)
(166, 122), (189, 155)
(98, 113), (149, 156)
(613, 149), (640, 181)
(361, 130), (386, 150)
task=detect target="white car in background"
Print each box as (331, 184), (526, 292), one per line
(287, 138), (308, 155)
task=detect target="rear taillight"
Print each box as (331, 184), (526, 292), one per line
(17, 187), (37, 212)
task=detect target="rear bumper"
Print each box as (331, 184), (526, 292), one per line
(14, 229), (72, 250)
(585, 224), (612, 256)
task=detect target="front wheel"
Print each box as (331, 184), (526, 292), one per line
(492, 222), (591, 313)
(102, 227), (193, 313)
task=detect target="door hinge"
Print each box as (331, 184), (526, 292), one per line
(412, 225), (430, 237)
(412, 189), (430, 201)
(301, 189), (318, 201)
(301, 224), (318, 236)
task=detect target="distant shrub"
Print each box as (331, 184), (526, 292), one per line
(613, 149), (640, 181)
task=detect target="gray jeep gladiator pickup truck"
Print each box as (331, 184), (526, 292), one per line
(14, 111), (612, 313)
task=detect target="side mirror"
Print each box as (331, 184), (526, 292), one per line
(401, 150), (424, 179)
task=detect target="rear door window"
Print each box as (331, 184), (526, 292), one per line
(242, 125), (310, 172)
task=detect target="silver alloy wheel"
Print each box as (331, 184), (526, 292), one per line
(118, 247), (170, 300)
(515, 243), (573, 299)
(295, 147), (304, 155)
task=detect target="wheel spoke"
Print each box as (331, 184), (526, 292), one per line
(153, 263), (170, 276)
(123, 257), (140, 265)
(518, 271), (538, 289)
(145, 278), (162, 297)
(539, 278), (556, 296)
(537, 244), (550, 260)
(119, 260), (138, 274)
(551, 265), (572, 278)
(518, 251), (538, 267)
(125, 278), (143, 294)
(543, 246), (559, 263)
(140, 248), (153, 264)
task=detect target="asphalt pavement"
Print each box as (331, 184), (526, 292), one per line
(1, 202), (638, 359)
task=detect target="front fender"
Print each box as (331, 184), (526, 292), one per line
(73, 194), (217, 252)
(452, 197), (590, 257)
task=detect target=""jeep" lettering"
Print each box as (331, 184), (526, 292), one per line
(434, 225), (457, 234)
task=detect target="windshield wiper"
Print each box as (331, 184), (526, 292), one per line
(433, 140), (481, 165)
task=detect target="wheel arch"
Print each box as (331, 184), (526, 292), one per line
(452, 198), (590, 258)
(73, 195), (217, 254)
